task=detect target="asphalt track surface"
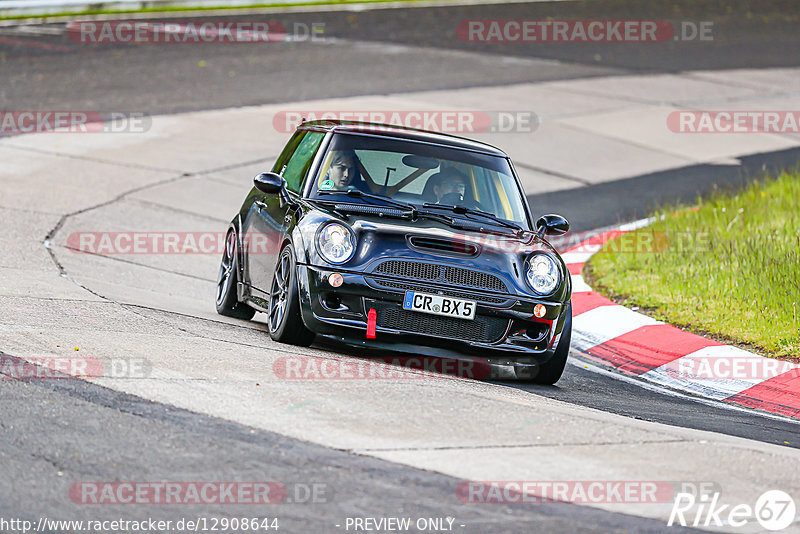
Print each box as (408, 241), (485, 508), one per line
(1, 353), (697, 533)
(2, 0), (800, 531)
(3, 0), (800, 113)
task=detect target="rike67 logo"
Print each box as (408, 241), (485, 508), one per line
(669, 489), (796, 531)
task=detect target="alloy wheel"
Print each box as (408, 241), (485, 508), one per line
(216, 230), (236, 305)
(269, 250), (291, 332)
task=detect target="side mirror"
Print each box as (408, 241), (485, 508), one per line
(535, 214), (570, 236)
(253, 172), (285, 195)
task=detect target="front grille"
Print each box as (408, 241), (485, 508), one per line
(373, 260), (507, 292)
(367, 278), (511, 306)
(369, 300), (509, 343)
(443, 265), (505, 291)
(375, 260), (440, 281)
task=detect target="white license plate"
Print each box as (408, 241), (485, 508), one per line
(402, 291), (476, 320)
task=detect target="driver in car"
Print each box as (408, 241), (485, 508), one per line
(431, 167), (468, 204)
(319, 150), (360, 191)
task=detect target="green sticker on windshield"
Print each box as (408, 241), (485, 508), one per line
(319, 180), (335, 190)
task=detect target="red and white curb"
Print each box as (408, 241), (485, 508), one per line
(564, 219), (800, 419)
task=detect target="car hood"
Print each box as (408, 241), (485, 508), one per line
(297, 209), (570, 301)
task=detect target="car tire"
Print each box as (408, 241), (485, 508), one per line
(268, 244), (315, 346)
(216, 227), (256, 320)
(526, 302), (572, 385)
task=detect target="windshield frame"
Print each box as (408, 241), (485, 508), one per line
(302, 130), (533, 230)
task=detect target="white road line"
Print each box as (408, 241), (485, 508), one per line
(572, 305), (661, 350)
(568, 355), (800, 424)
(640, 345), (800, 401)
(568, 216), (800, 414)
(561, 251), (594, 264)
(571, 274), (592, 293)
(618, 217), (655, 232)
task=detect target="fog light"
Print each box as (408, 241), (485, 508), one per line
(324, 294), (341, 310)
(533, 304), (546, 318)
(328, 273), (343, 287)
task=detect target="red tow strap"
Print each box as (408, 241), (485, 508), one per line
(367, 308), (377, 339)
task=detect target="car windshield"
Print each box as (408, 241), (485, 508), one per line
(308, 132), (530, 228)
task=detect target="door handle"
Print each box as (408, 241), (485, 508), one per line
(254, 200), (268, 210)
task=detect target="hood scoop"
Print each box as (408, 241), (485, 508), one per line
(407, 235), (479, 257)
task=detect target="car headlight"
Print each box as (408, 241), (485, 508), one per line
(316, 222), (356, 264)
(525, 254), (560, 294)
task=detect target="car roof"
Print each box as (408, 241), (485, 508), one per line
(298, 119), (508, 157)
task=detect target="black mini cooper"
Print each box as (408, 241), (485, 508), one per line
(216, 120), (572, 383)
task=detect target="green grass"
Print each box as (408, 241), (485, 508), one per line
(0, 0), (440, 21)
(586, 171), (800, 359)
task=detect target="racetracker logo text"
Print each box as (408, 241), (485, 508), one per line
(668, 111), (800, 133)
(67, 21), (325, 43)
(457, 481), (675, 504)
(273, 356), (492, 380)
(0, 355), (150, 379)
(664, 352), (800, 381)
(66, 231), (282, 255)
(273, 110), (538, 134)
(457, 20), (713, 42)
(0, 111), (149, 134)
(70, 482), (286, 504)
(456, 231), (708, 255)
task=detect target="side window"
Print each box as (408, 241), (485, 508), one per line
(272, 131), (305, 176)
(281, 132), (325, 194)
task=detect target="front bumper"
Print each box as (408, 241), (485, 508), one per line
(296, 264), (569, 365)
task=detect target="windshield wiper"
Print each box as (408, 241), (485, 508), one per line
(304, 197), (351, 219)
(422, 203), (526, 235)
(410, 208), (512, 236)
(318, 190), (416, 212)
(315, 191), (516, 235)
